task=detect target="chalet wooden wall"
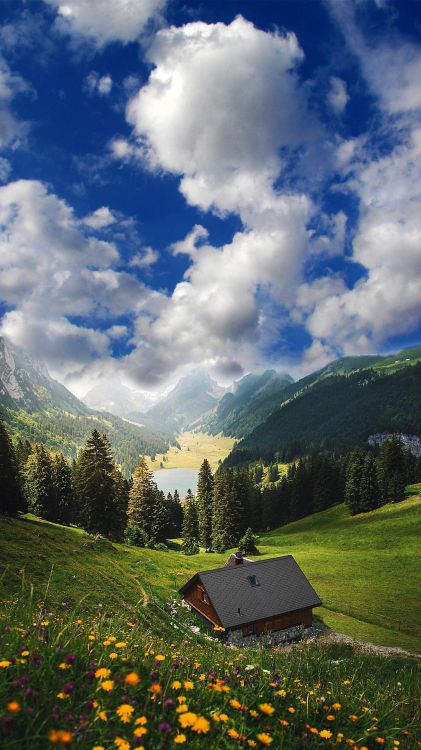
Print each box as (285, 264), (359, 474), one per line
(184, 583), (221, 627)
(241, 607), (312, 637)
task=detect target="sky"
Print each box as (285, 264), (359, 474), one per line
(0, 0), (420, 398)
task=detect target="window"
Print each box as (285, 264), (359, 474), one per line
(200, 589), (209, 604)
(247, 575), (259, 587)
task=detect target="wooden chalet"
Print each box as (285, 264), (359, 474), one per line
(179, 554), (322, 637)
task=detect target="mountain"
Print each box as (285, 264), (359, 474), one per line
(0, 337), (171, 475)
(83, 379), (153, 418)
(225, 352), (421, 466)
(132, 369), (226, 433)
(200, 369), (294, 437)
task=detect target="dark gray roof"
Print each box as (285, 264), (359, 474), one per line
(180, 555), (322, 629)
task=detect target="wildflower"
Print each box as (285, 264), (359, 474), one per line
(326, 714), (336, 721)
(287, 706), (295, 714)
(192, 716), (210, 734)
(276, 689), (286, 697)
(230, 698), (242, 709)
(319, 730), (333, 739)
(125, 672), (140, 686)
(250, 709), (259, 718)
(159, 722), (172, 733)
(248, 742), (257, 748)
(174, 735), (186, 744)
(179, 711), (199, 729)
(7, 701), (21, 714)
(279, 720), (289, 727)
(375, 740), (385, 745)
(95, 668), (111, 679)
(155, 654), (165, 662)
(133, 727), (147, 737)
(114, 738), (130, 750)
(259, 703), (275, 716)
(21, 650), (29, 657)
(116, 642), (127, 648)
(98, 711), (108, 721)
(256, 733), (273, 746)
(100, 680), (114, 692)
(176, 705), (188, 714)
(109, 653), (118, 659)
(117, 704), (135, 724)
(48, 729), (73, 744)
(227, 729), (241, 740)
(93, 747), (105, 750)
(57, 692), (70, 700)
(149, 683), (161, 695)
(183, 680), (194, 690)
(348, 715), (359, 722)
(343, 680), (351, 685)
(59, 662), (71, 670)
(332, 703), (342, 710)
(309, 727), (318, 735)
(135, 717), (147, 726)
(0, 660), (11, 668)
(88, 635), (95, 642)
(172, 680), (182, 689)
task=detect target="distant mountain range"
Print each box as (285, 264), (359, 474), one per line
(83, 379), (154, 418)
(0, 337), (171, 476)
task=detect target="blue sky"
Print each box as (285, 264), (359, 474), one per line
(0, 0), (420, 397)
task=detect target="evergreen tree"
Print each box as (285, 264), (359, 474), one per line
(344, 449), (366, 515)
(289, 459), (312, 521)
(171, 490), (183, 536)
(127, 456), (162, 543)
(0, 418), (26, 516)
(51, 453), (73, 525)
(24, 444), (57, 521)
(182, 490), (199, 554)
(211, 468), (243, 552)
(238, 527), (258, 555)
(74, 430), (121, 537)
(312, 455), (339, 513)
(377, 436), (406, 504)
(14, 438), (32, 470)
(197, 459), (213, 551)
(110, 470), (129, 541)
(359, 453), (379, 512)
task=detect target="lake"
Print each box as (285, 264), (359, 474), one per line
(153, 467), (199, 498)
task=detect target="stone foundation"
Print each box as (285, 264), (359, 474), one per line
(227, 623), (306, 648)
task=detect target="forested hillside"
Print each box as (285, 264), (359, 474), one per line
(226, 363), (421, 465)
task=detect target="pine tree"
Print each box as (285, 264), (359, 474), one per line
(344, 449), (366, 515)
(197, 459), (213, 551)
(24, 444), (57, 521)
(211, 468), (243, 552)
(127, 456), (161, 543)
(0, 418), (26, 516)
(74, 430), (120, 537)
(377, 436), (406, 504)
(238, 527), (258, 555)
(359, 453), (379, 512)
(51, 453), (73, 525)
(289, 459), (312, 521)
(182, 490), (199, 554)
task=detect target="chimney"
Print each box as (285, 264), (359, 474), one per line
(234, 552), (243, 565)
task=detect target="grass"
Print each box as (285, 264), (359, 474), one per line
(0, 497), (420, 748)
(146, 431), (235, 472)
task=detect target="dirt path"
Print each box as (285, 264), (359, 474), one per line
(312, 628), (420, 660)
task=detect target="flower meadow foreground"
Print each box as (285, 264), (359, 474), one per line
(0, 600), (419, 749)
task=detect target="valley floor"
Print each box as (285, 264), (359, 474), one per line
(146, 430), (235, 471)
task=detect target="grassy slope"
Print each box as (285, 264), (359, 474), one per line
(146, 431), (235, 471)
(1, 493), (420, 653)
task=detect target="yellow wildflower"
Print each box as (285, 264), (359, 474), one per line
(287, 706), (295, 714)
(133, 727), (147, 737)
(277, 689), (287, 697)
(230, 698), (242, 709)
(116, 642), (127, 648)
(0, 661), (11, 668)
(349, 715), (359, 722)
(59, 662), (71, 670)
(172, 680), (182, 690)
(124, 672), (140, 686)
(98, 711), (108, 722)
(116, 704), (134, 724)
(279, 720), (289, 727)
(109, 653), (118, 659)
(93, 746), (105, 750)
(326, 714), (336, 721)
(114, 738), (130, 750)
(375, 740), (385, 745)
(248, 742), (257, 748)
(134, 717), (147, 726)
(309, 727), (318, 735)
(178, 712), (198, 729)
(100, 680), (114, 692)
(343, 679), (352, 685)
(259, 703), (275, 716)
(155, 654), (165, 661)
(7, 701), (21, 714)
(149, 683), (161, 694)
(192, 716), (210, 734)
(57, 692), (70, 700)
(21, 650), (29, 656)
(227, 729), (241, 740)
(332, 703), (342, 710)
(95, 668), (111, 679)
(177, 696), (187, 704)
(48, 729), (73, 744)
(183, 680), (194, 690)
(319, 730), (333, 739)
(174, 735), (186, 744)
(250, 709), (259, 718)
(176, 705), (189, 714)
(256, 734), (273, 746)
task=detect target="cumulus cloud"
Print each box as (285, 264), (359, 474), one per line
(0, 57), (30, 149)
(84, 71), (113, 96)
(129, 246), (160, 267)
(327, 76), (349, 114)
(0, 179), (165, 384)
(44, 0), (167, 47)
(82, 205), (116, 228)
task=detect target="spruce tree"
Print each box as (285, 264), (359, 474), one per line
(24, 444), (57, 520)
(0, 418), (26, 516)
(238, 527), (258, 555)
(182, 490), (199, 554)
(344, 449), (366, 515)
(51, 453), (73, 525)
(289, 459), (312, 521)
(211, 468), (243, 552)
(359, 453), (379, 512)
(197, 459), (213, 551)
(127, 456), (161, 543)
(74, 430), (119, 537)
(377, 436), (406, 504)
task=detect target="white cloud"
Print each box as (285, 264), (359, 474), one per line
(45, 0), (167, 47)
(0, 57), (30, 150)
(83, 205), (116, 228)
(84, 71), (113, 96)
(130, 246), (160, 267)
(327, 76), (349, 114)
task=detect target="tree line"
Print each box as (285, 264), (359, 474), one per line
(1, 415), (419, 552)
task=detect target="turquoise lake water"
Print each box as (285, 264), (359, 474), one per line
(153, 467), (199, 498)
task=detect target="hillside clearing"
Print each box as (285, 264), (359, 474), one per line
(146, 431), (235, 471)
